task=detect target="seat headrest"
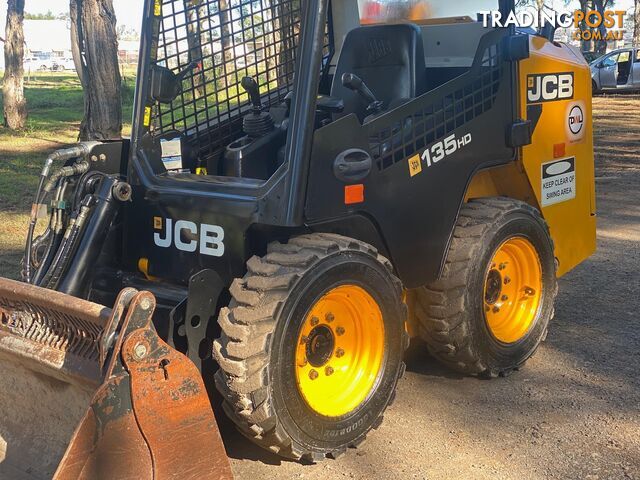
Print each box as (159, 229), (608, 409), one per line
(340, 23), (425, 69)
(331, 24), (426, 122)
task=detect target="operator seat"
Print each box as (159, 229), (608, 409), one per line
(331, 23), (427, 122)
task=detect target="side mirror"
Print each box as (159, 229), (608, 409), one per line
(539, 23), (557, 42)
(151, 65), (181, 103)
(150, 62), (196, 104)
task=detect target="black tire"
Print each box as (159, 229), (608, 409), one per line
(415, 197), (557, 378)
(213, 233), (408, 461)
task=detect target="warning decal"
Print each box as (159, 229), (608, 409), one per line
(541, 158), (576, 207)
(408, 154), (422, 177)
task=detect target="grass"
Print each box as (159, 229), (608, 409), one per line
(0, 72), (135, 278)
(0, 72), (135, 210)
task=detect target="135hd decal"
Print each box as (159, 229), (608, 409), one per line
(408, 132), (473, 176)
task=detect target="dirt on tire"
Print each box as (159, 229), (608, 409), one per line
(213, 233), (407, 462)
(415, 197), (557, 378)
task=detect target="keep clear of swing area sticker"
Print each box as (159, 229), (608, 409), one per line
(541, 157), (576, 207)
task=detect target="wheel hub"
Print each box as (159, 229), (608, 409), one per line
(483, 237), (543, 344)
(295, 285), (385, 418)
(305, 325), (335, 367)
(484, 269), (503, 305)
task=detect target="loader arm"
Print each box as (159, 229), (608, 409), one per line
(0, 278), (233, 479)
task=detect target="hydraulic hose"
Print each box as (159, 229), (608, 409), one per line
(23, 142), (100, 283)
(58, 176), (122, 297)
(32, 181), (70, 286)
(72, 171), (105, 213)
(42, 160), (90, 195)
(33, 231), (63, 286)
(31, 227), (52, 265)
(23, 159), (55, 282)
(41, 198), (95, 290)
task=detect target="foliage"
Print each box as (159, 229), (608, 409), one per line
(24, 11), (67, 21)
(117, 25), (140, 41)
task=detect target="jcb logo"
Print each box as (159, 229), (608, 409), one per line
(153, 217), (225, 257)
(527, 73), (574, 104)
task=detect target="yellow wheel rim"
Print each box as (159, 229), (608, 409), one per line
(295, 285), (385, 418)
(483, 237), (542, 344)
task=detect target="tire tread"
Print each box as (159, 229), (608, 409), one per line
(214, 233), (407, 461)
(415, 197), (557, 377)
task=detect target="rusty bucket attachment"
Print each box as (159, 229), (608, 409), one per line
(0, 278), (233, 480)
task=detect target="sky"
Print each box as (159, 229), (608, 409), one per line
(20, 0), (144, 31)
(5, 0), (637, 32)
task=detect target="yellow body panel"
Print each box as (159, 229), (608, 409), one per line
(466, 36), (596, 278)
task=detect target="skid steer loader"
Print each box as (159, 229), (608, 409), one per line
(1, 0), (596, 477)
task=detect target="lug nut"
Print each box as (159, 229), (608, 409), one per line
(501, 295), (509, 302)
(134, 342), (148, 360)
(525, 287), (536, 296)
(309, 369), (319, 380)
(325, 366), (334, 376)
(300, 335), (309, 345)
(492, 306), (501, 313)
(485, 305), (491, 312)
(335, 348), (345, 358)
(325, 312), (335, 323)
(504, 276), (511, 285)
(336, 327), (345, 336)
(499, 263), (507, 271)
(311, 316), (319, 327)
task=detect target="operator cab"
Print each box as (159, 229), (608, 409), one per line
(143, 0), (497, 183)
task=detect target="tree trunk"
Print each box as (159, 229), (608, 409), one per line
(273, 0), (298, 87)
(593, 0), (608, 55)
(71, 0), (122, 140)
(217, 0), (232, 90)
(69, 0), (85, 85)
(3, 0), (27, 130)
(536, 0), (545, 27)
(185, 0), (205, 98)
(635, 0), (640, 47)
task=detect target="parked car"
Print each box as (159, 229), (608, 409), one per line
(591, 48), (640, 94)
(52, 57), (77, 72)
(24, 56), (53, 71)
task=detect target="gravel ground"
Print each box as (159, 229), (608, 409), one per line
(0, 96), (638, 480)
